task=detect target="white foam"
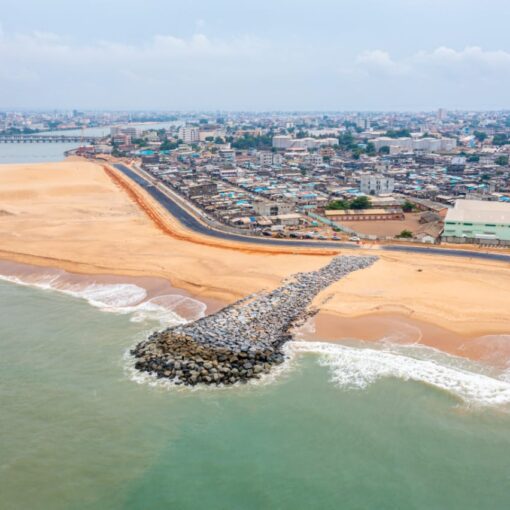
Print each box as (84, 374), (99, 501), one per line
(288, 341), (510, 407)
(0, 271), (205, 326)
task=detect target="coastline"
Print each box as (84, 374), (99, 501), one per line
(0, 159), (509, 362)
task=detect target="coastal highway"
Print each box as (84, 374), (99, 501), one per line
(112, 163), (510, 263)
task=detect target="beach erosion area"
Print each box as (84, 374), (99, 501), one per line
(1, 159), (510, 369)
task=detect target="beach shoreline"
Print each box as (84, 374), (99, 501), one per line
(0, 159), (509, 364)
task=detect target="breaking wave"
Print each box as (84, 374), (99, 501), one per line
(0, 271), (206, 325)
(287, 341), (510, 407)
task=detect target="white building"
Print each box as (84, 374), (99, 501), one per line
(373, 136), (456, 153)
(258, 151), (283, 166)
(272, 135), (293, 149)
(178, 126), (200, 144)
(359, 174), (395, 196)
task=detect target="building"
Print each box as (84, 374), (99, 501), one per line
(325, 209), (405, 221)
(360, 174), (395, 195)
(258, 151), (283, 167)
(110, 126), (141, 139)
(373, 136), (456, 153)
(188, 182), (218, 197)
(253, 200), (293, 216)
(442, 199), (510, 245)
(272, 135), (293, 149)
(219, 147), (236, 164)
(178, 126), (200, 144)
(447, 156), (466, 175)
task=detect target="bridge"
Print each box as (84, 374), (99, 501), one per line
(0, 134), (102, 144)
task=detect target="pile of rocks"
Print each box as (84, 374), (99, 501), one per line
(131, 255), (377, 386)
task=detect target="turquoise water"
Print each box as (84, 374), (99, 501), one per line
(2, 280), (510, 509)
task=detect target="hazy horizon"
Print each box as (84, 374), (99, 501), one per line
(2, 0), (510, 111)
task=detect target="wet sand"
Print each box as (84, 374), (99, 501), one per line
(0, 159), (509, 357)
(308, 312), (510, 368)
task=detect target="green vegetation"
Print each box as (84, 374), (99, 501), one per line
(131, 138), (148, 147)
(2, 127), (40, 135)
(365, 142), (376, 156)
(337, 132), (355, 150)
(402, 200), (415, 213)
(378, 145), (390, 155)
(397, 230), (413, 239)
(493, 134), (509, 146)
(231, 133), (272, 150)
(467, 155), (480, 163)
(495, 155), (509, 166)
(326, 196), (371, 211)
(474, 131), (487, 142)
(160, 139), (180, 151)
(385, 129), (411, 138)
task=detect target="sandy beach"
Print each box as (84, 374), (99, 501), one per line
(1, 159), (510, 361)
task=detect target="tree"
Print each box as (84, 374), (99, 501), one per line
(467, 155), (480, 163)
(493, 134), (509, 146)
(131, 138), (148, 147)
(338, 132), (355, 150)
(474, 131), (487, 143)
(366, 142), (376, 156)
(495, 155), (509, 166)
(160, 139), (179, 151)
(326, 200), (349, 210)
(402, 200), (415, 213)
(379, 145), (390, 155)
(214, 136), (225, 144)
(397, 230), (413, 239)
(385, 129), (411, 138)
(350, 196), (371, 210)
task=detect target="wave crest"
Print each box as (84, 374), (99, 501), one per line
(288, 341), (510, 406)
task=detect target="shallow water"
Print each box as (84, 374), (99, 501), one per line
(1, 279), (510, 510)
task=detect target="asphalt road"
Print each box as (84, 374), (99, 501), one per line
(113, 163), (510, 263)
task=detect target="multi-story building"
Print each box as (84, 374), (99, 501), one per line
(360, 174), (395, 195)
(253, 200), (293, 216)
(178, 126), (200, 144)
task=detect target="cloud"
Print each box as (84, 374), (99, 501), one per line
(356, 50), (407, 76)
(356, 46), (510, 79)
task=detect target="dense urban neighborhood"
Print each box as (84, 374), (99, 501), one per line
(2, 109), (510, 246)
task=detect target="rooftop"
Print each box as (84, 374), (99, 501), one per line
(446, 200), (510, 224)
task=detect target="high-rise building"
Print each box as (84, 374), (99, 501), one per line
(178, 126), (200, 144)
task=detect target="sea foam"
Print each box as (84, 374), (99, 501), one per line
(0, 271), (205, 325)
(288, 341), (510, 407)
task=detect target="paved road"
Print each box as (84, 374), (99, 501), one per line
(113, 163), (510, 263)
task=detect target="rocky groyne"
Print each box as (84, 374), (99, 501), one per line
(131, 255), (377, 386)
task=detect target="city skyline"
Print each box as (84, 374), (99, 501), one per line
(2, 0), (510, 111)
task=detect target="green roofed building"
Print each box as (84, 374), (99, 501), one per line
(442, 199), (510, 246)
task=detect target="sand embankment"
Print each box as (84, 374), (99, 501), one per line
(0, 160), (509, 356)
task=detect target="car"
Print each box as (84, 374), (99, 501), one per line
(349, 236), (361, 242)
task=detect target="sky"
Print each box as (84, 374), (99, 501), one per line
(1, 0), (510, 111)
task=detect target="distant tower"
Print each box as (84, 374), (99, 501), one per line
(437, 108), (447, 121)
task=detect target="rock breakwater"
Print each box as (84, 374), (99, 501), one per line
(131, 255), (377, 386)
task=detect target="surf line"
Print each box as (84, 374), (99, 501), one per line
(131, 255), (377, 386)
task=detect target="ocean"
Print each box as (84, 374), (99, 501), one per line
(2, 143), (510, 509)
(1, 273), (510, 510)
